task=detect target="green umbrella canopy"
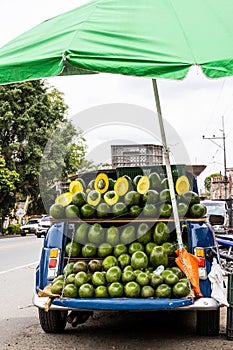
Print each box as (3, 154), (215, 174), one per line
(1, 0), (233, 84)
(0, 0), (232, 249)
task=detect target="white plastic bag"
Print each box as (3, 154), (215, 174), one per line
(208, 258), (229, 307)
(153, 265), (164, 275)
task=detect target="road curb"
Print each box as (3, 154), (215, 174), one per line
(0, 234), (21, 239)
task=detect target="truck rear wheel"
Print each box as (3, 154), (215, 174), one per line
(196, 309), (220, 336)
(38, 308), (67, 333)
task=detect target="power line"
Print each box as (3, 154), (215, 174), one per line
(202, 116), (228, 198)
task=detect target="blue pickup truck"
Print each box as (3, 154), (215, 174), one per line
(32, 166), (223, 336)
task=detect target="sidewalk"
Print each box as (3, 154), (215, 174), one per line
(0, 234), (21, 239)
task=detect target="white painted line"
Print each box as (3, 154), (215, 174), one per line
(0, 261), (38, 275)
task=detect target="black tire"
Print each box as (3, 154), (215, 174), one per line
(38, 308), (67, 333)
(20, 233), (26, 236)
(196, 309), (220, 336)
(37, 234), (41, 238)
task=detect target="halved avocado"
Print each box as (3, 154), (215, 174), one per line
(114, 177), (129, 196)
(69, 180), (84, 194)
(137, 175), (150, 194)
(104, 190), (119, 206)
(175, 175), (190, 195)
(87, 190), (102, 207)
(94, 173), (109, 194)
(133, 175), (143, 189)
(55, 192), (73, 207)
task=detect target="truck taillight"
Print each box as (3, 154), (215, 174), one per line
(198, 258), (206, 268)
(195, 247), (205, 258)
(194, 247), (207, 280)
(49, 259), (57, 268)
(47, 248), (60, 280)
(50, 249), (59, 258)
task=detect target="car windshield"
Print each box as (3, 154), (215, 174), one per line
(204, 203), (226, 216)
(26, 219), (39, 225)
(41, 217), (50, 222)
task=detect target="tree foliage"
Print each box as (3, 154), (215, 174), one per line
(0, 80), (87, 217)
(39, 122), (87, 212)
(0, 152), (19, 231)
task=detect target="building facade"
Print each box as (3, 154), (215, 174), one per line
(210, 168), (233, 199)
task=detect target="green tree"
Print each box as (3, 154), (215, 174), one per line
(0, 153), (19, 233)
(63, 137), (87, 177)
(39, 121), (87, 212)
(0, 80), (86, 215)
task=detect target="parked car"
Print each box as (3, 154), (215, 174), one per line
(201, 200), (229, 234)
(36, 216), (52, 238)
(20, 218), (41, 236)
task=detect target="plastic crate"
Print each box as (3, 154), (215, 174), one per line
(111, 144), (163, 168)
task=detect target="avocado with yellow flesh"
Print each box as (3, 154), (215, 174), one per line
(94, 173), (109, 194)
(175, 175), (190, 195)
(114, 177), (130, 196)
(87, 189), (101, 206)
(137, 175), (150, 194)
(104, 190), (119, 206)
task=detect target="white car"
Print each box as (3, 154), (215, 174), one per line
(36, 216), (52, 238)
(201, 200), (229, 234)
(20, 218), (41, 236)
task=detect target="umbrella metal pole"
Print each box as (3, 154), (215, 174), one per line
(152, 79), (183, 247)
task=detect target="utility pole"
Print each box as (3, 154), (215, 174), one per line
(202, 116), (228, 199)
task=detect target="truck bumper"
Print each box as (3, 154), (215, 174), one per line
(32, 294), (220, 312)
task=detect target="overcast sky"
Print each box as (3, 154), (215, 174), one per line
(1, 0), (233, 192)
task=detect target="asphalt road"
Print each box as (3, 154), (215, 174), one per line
(0, 235), (42, 273)
(0, 235), (232, 350)
(0, 235), (43, 346)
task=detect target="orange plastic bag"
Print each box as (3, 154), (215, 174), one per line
(175, 247), (202, 298)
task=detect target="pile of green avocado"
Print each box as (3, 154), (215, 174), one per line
(49, 171), (207, 220)
(51, 221), (190, 299)
(49, 171), (206, 299)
